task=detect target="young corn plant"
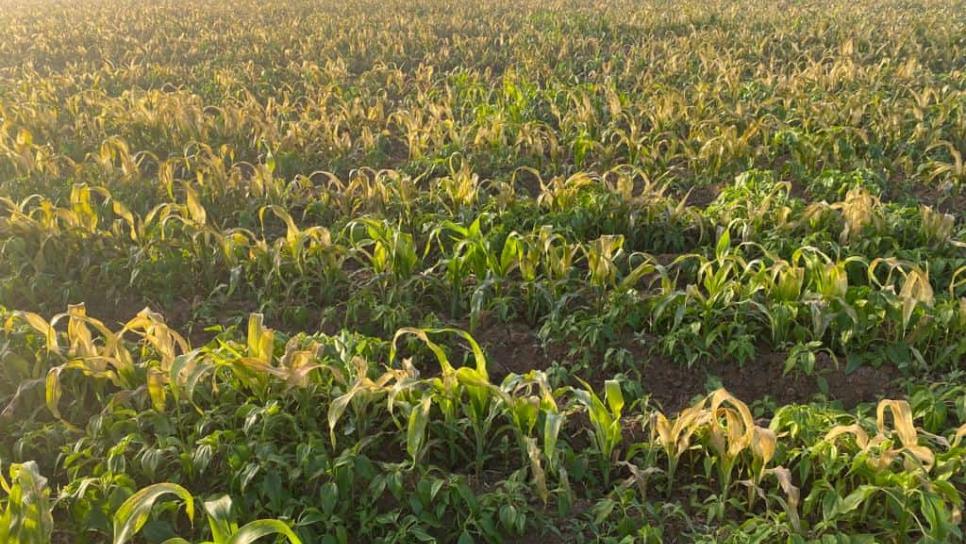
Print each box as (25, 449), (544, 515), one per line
(704, 390), (780, 519)
(570, 379), (624, 486)
(652, 399), (710, 496)
(14, 305), (137, 425)
(112, 483), (301, 544)
(390, 327), (494, 472)
(764, 256), (806, 346)
(326, 355), (411, 450)
(819, 399), (963, 541)
(0, 461), (53, 544)
(496, 370), (562, 502)
(868, 258), (936, 338)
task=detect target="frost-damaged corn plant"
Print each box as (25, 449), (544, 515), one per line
(0, 0), (965, 540)
(815, 399), (965, 541)
(8, 304), (189, 425)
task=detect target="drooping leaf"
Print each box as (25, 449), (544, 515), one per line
(113, 483), (195, 544)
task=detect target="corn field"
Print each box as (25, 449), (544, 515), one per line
(1, 0), (964, 542)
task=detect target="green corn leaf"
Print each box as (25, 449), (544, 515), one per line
(604, 380), (624, 417)
(227, 519), (302, 544)
(203, 494), (235, 543)
(407, 395), (433, 463)
(544, 412), (564, 472)
(113, 483), (195, 544)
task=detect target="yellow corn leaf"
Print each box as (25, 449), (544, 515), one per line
(824, 424), (870, 449)
(876, 400), (917, 448)
(16, 127), (33, 147)
(184, 184), (207, 225)
(708, 388), (755, 458)
(899, 268), (934, 331)
(112, 200), (138, 241)
(69, 184), (99, 231)
(766, 466), (801, 533)
(526, 436), (549, 503)
(876, 399), (934, 468)
(752, 426), (777, 468)
(952, 424), (966, 448)
(45, 367), (64, 420)
(147, 368), (166, 412)
(247, 313), (274, 364)
(16, 311), (60, 354)
(66, 304), (96, 357)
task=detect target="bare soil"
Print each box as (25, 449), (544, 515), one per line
(470, 320), (556, 382)
(638, 348), (901, 413)
(472, 323), (902, 414)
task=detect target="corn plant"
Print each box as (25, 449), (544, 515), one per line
(0, 461), (53, 544)
(113, 483), (301, 544)
(390, 327), (494, 471)
(570, 379), (625, 485)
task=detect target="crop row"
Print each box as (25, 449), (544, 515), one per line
(2, 170), (963, 372)
(1, 307), (964, 542)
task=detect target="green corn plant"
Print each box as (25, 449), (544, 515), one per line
(347, 218), (418, 284)
(193, 494), (302, 544)
(763, 253), (806, 345)
(499, 371), (557, 446)
(770, 259), (805, 304)
(405, 393), (433, 466)
(431, 216), (505, 317)
(570, 379), (624, 485)
(390, 327), (493, 471)
(494, 370), (563, 501)
(113, 483), (301, 544)
(0, 461), (53, 544)
(113, 483), (196, 544)
(806, 253), (852, 301)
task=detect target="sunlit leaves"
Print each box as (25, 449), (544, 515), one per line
(113, 483), (194, 544)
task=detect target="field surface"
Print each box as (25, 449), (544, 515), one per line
(1, 0), (965, 542)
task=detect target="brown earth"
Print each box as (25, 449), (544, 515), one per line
(472, 323), (903, 414)
(681, 184), (722, 208)
(638, 348), (901, 413)
(471, 320), (558, 382)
